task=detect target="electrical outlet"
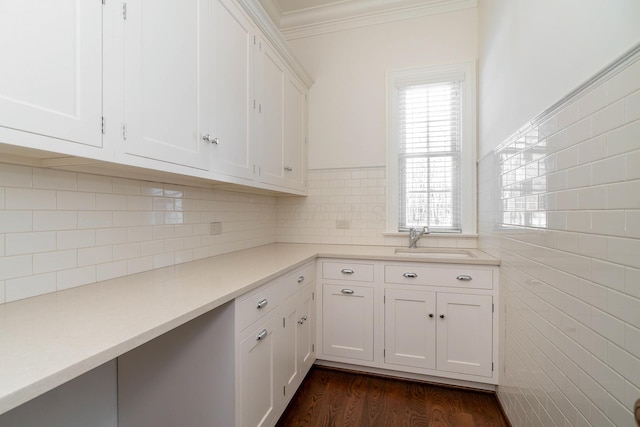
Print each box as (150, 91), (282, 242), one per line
(336, 219), (351, 229)
(210, 222), (222, 235)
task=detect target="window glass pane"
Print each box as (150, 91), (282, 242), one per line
(398, 80), (462, 231)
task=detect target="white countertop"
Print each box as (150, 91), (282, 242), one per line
(0, 243), (499, 414)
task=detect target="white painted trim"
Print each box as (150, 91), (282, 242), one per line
(279, 0), (477, 40)
(386, 61), (477, 235)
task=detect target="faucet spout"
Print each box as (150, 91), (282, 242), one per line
(408, 226), (430, 248)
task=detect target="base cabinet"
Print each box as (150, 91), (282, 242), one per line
(318, 259), (499, 386)
(322, 283), (374, 361)
(236, 263), (316, 427)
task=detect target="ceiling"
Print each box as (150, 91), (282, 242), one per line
(259, 0), (477, 39)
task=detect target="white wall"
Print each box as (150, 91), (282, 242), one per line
(287, 8), (478, 169)
(478, 0), (640, 158)
(478, 2), (640, 425)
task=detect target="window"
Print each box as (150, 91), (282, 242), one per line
(387, 63), (476, 234)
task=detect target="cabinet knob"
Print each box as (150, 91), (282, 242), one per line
(403, 272), (418, 278)
(428, 314), (434, 318)
(202, 134), (219, 144)
(256, 329), (268, 341)
(284, 166), (293, 172)
(341, 269), (354, 275)
(256, 298), (268, 309)
(341, 289), (355, 295)
(439, 314), (445, 319)
(297, 276), (305, 283)
(456, 275), (472, 281)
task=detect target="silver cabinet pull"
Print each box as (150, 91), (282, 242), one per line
(403, 272), (418, 278)
(256, 298), (268, 309)
(202, 134), (219, 144)
(428, 314), (434, 318)
(256, 329), (268, 341)
(456, 275), (472, 281)
(284, 166), (293, 172)
(297, 276), (304, 283)
(341, 289), (355, 295)
(341, 269), (354, 275)
(439, 314), (445, 319)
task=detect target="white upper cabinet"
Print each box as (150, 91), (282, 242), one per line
(123, 0), (210, 170)
(256, 37), (286, 187)
(283, 74), (307, 190)
(209, 0), (254, 180)
(0, 0), (103, 149)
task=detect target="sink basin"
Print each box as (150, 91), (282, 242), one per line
(394, 248), (477, 259)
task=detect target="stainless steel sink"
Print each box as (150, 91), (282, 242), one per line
(394, 248), (477, 259)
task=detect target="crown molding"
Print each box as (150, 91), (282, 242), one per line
(277, 0), (477, 41)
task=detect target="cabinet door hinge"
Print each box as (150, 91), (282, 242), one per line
(122, 123), (128, 140)
(122, 2), (127, 20)
(101, 116), (105, 134)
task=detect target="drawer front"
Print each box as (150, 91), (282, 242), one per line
(237, 281), (282, 331)
(322, 261), (374, 282)
(384, 265), (493, 290)
(281, 262), (316, 297)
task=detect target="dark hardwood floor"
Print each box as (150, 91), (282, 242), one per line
(276, 366), (509, 427)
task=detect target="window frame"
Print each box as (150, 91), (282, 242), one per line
(386, 62), (477, 235)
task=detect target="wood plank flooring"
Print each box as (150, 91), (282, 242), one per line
(276, 366), (509, 427)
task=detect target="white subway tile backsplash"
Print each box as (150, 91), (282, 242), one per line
(0, 211), (32, 233)
(592, 99), (625, 136)
(77, 211), (113, 229)
(0, 254), (32, 280)
(78, 246), (113, 267)
(481, 56), (640, 427)
(57, 266), (96, 291)
(6, 232), (56, 256)
(96, 260), (128, 282)
(0, 164), (32, 187)
(5, 188), (56, 210)
(33, 250), (77, 274)
(56, 229), (96, 250)
(5, 273), (55, 302)
(77, 173), (113, 193)
(33, 169), (77, 191)
(33, 211), (77, 231)
(626, 90), (640, 123)
(57, 191), (96, 210)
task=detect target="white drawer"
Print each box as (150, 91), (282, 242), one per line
(384, 264), (493, 290)
(322, 261), (374, 282)
(281, 262), (315, 297)
(236, 280), (283, 331)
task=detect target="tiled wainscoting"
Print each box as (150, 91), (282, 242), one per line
(276, 167), (478, 248)
(479, 51), (640, 425)
(0, 165), (277, 303)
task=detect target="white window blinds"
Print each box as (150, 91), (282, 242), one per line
(398, 80), (462, 232)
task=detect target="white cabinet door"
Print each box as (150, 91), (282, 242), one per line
(384, 288), (436, 370)
(322, 283), (374, 361)
(279, 283), (314, 404)
(256, 38), (285, 186)
(123, 0), (210, 170)
(296, 285), (315, 377)
(238, 314), (279, 427)
(0, 0), (102, 148)
(283, 73), (307, 190)
(209, 0), (254, 179)
(436, 293), (493, 378)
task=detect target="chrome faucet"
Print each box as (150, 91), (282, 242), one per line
(409, 226), (430, 248)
